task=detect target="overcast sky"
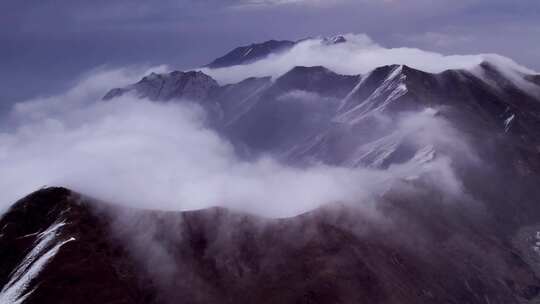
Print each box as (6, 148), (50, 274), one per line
(1, 0), (539, 109)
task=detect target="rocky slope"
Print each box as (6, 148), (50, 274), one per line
(2, 187), (540, 304)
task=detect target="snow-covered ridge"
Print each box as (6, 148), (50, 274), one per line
(0, 221), (75, 304)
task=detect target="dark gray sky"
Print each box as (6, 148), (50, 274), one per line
(1, 0), (539, 108)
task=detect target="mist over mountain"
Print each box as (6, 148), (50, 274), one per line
(2, 34), (540, 303)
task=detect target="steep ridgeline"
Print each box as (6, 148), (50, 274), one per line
(204, 35), (348, 69)
(206, 40), (295, 69)
(103, 60), (540, 170)
(3, 187), (540, 304)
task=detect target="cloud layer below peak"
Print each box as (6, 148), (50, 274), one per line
(0, 66), (467, 218)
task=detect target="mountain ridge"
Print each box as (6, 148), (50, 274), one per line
(3, 186), (540, 303)
(206, 39), (296, 69)
(102, 59), (540, 166)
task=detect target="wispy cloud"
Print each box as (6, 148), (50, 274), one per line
(1, 65), (468, 218)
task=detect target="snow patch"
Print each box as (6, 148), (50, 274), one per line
(504, 114), (515, 133)
(350, 133), (402, 168)
(0, 221), (75, 304)
(533, 231), (540, 254)
(412, 145), (436, 164)
(243, 48), (253, 57)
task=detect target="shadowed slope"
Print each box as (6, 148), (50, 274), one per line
(1, 187), (540, 303)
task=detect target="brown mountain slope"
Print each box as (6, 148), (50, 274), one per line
(1, 187), (540, 303)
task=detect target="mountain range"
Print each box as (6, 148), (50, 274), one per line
(2, 36), (540, 303)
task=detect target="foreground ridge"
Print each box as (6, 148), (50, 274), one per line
(1, 187), (540, 303)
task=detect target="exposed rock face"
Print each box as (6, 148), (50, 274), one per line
(2, 187), (540, 304)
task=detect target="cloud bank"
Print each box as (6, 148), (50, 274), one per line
(200, 33), (535, 85)
(0, 67), (467, 218)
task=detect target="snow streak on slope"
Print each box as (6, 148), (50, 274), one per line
(505, 114), (516, 133)
(338, 73), (368, 111)
(0, 221), (75, 304)
(224, 81), (272, 126)
(336, 65), (408, 124)
(346, 108), (455, 169)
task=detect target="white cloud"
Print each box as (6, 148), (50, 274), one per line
(0, 67), (468, 218)
(200, 33), (535, 85)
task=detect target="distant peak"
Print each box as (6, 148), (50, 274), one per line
(206, 39), (295, 69)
